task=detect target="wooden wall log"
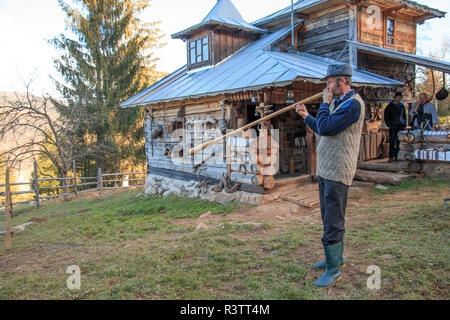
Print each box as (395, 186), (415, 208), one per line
(257, 153), (278, 166)
(230, 164), (258, 174)
(263, 176), (276, 189)
(257, 165), (277, 176)
(398, 131), (450, 144)
(254, 175), (264, 186)
(230, 173), (259, 186)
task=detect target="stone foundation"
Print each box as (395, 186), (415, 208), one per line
(144, 174), (262, 205)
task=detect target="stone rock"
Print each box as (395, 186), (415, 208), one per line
(195, 223), (209, 231)
(239, 192), (260, 205)
(162, 191), (172, 197)
(260, 194), (275, 204)
(11, 222), (33, 234)
(144, 179), (153, 191)
(191, 189), (200, 198)
(157, 187), (165, 195)
(145, 186), (158, 195)
(375, 184), (389, 190)
(143, 174), (263, 204)
(199, 211), (212, 220)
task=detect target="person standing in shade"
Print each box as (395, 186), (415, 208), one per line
(410, 93), (439, 131)
(295, 64), (365, 288)
(384, 92), (406, 162)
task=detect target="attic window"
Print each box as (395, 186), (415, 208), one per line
(189, 36), (210, 65)
(386, 18), (395, 45)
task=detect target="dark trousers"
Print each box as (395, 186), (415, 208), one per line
(388, 126), (402, 159)
(318, 177), (349, 246)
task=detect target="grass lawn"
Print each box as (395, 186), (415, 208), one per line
(0, 179), (449, 300)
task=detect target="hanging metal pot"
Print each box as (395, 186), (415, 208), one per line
(436, 72), (448, 101)
(151, 125), (163, 139)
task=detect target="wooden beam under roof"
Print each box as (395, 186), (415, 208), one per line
(414, 13), (434, 25)
(383, 4), (407, 14)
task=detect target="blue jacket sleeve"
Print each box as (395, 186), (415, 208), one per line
(304, 99), (361, 136)
(304, 114), (319, 134)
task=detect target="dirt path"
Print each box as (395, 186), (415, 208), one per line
(173, 181), (373, 229)
(171, 179), (449, 243)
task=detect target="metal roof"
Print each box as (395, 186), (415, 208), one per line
(252, 0), (445, 27)
(202, 0), (245, 23)
(348, 40), (450, 73)
(171, 0), (265, 39)
(252, 0), (327, 27)
(121, 26), (403, 108)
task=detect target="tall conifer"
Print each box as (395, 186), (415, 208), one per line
(52, 0), (165, 173)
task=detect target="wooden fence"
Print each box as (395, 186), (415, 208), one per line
(1, 161), (146, 248)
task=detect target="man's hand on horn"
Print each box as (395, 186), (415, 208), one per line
(295, 103), (309, 119)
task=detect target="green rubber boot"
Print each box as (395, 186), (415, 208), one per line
(313, 239), (346, 269)
(314, 242), (343, 288)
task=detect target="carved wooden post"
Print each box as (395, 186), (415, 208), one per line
(33, 161), (40, 209)
(5, 167), (11, 249)
(73, 160), (78, 199)
(97, 167), (103, 197)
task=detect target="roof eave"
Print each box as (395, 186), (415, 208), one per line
(252, 0), (446, 28)
(122, 80), (296, 108)
(348, 40), (450, 73)
(121, 77), (403, 109)
(397, 0), (446, 19)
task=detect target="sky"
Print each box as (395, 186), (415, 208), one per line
(0, 0), (449, 96)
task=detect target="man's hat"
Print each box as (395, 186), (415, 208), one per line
(321, 63), (353, 81)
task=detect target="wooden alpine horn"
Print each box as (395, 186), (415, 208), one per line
(189, 92), (323, 155)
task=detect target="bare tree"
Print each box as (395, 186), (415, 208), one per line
(416, 38), (450, 117)
(0, 79), (111, 194)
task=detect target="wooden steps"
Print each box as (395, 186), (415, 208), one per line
(354, 169), (416, 185)
(280, 183), (320, 208)
(357, 160), (421, 173)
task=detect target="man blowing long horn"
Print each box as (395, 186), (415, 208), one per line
(295, 64), (366, 288)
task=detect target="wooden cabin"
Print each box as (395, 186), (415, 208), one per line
(121, 0), (449, 195)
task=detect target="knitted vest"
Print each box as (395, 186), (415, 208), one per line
(316, 93), (365, 186)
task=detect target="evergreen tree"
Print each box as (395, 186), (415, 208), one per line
(51, 0), (165, 174)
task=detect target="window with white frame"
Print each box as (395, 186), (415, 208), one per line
(189, 36), (210, 65)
